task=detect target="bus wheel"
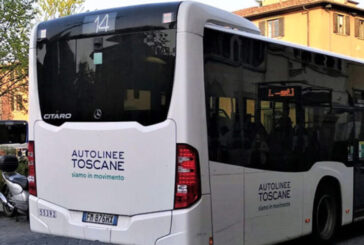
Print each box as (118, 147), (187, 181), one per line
(313, 185), (340, 243)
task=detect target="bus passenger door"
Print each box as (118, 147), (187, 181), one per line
(354, 110), (364, 216)
(243, 100), (304, 245)
(207, 96), (245, 245)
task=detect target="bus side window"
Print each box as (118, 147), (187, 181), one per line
(304, 108), (352, 165)
(206, 96), (246, 164)
(331, 111), (353, 163)
(256, 101), (297, 171)
(252, 102), (351, 172)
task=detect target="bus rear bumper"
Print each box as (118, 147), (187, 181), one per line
(29, 195), (172, 244)
(29, 195), (212, 245)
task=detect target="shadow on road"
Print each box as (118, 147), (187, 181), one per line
(279, 220), (364, 245)
(0, 212), (107, 245)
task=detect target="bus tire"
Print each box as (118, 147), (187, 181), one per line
(312, 183), (340, 243)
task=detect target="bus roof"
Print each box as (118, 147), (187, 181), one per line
(32, 1), (260, 44)
(177, 1), (260, 35)
(32, 1), (357, 64)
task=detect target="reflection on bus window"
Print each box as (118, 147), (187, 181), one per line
(124, 89), (151, 111)
(204, 28), (353, 172)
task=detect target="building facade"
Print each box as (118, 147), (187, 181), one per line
(234, 0), (364, 59)
(0, 92), (28, 121)
(0, 70), (28, 121)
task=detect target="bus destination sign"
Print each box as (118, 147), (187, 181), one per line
(259, 86), (301, 101)
(83, 13), (117, 35)
(268, 87), (295, 98)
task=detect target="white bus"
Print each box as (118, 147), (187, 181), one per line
(28, 1), (364, 244)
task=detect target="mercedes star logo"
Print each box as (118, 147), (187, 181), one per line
(94, 109), (102, 120)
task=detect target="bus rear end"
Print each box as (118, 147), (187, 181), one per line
(28, 3), (203, 244)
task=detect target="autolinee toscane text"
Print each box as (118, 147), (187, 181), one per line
(71, 150), (125, 171)
(258, 181), (291, 202)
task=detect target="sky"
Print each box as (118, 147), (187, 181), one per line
(84, 0), (364, 12)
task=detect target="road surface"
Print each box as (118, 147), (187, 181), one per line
(1, 211), (364, 245)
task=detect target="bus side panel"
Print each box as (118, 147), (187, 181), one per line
(168, 31), (210, 195)
(28, 25), (42, 140)
(210, 162), (244, 245)
(156, 195), (212, 245)
(244, 168), (303, 245)
(156, 28), (212, 245)
(302, 162), (354, 235)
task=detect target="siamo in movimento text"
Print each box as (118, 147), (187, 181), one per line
(71, 149), (125, 171)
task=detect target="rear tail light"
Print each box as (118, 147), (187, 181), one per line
(27, 141), (37, 196)
(174, 144), (201, 209)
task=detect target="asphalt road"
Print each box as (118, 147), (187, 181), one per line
(1, 211), (364, 245)
(0, 212), (106, 245)
(279, 221), (364, 245)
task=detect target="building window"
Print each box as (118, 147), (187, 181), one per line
(337, 14), (344, 34)
(259, 18), (284, 38)
(334, 13), (350, 35)
(355, 18), (364, 39)
(267, 18), (284, 38)
(268, 19), (279, 37)
(15, 94), (23, 111)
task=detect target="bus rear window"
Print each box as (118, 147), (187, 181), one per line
(36, 29), (176, 126)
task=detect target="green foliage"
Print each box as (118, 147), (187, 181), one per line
(0, 146), (16, 155)
(38, 0), (85, 21)
(0, 0), (36, 101)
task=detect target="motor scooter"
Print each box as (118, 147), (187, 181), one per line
(0, 155), (28, 217)
(0, 120), (29, 217)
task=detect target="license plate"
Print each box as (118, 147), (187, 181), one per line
(82, 212), (118, 226)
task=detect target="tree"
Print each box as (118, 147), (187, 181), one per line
(0, 0), (36, 109)
(38, 0), (85, 21)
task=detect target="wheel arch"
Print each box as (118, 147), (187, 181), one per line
(314, 175), (342, 221)
(315, 176), (342, 202)
(302, 162), (353, 235)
